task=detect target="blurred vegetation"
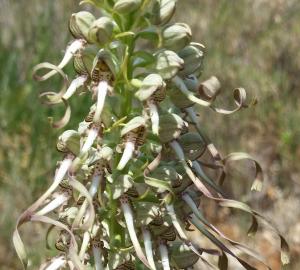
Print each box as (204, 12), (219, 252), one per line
(0, 0), (299, 269)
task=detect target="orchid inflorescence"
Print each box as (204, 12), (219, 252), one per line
(14, 0), (290, 269)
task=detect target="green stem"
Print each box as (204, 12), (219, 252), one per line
(132, 0), (152, 30)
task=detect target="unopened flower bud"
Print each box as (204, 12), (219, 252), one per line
(69, 11), (95, 41)
(178, 42), (205, 77)
(150, 165), (181, 188)
(88, 17), (114, 46)
(183, 74), (198, 91)
(113, 0), (142, 14)
(154, 50), (184, 80)
(151, 0), (177, 26)
(159, 113), (185, 143)
(178, 132), (206, 161)
(162, 23), (192, 51)
(170, 242), (199, 268)
(135, 74), (165, 101)
(73, 45), (98, 76)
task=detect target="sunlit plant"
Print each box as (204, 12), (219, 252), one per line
(14, 0), (290, 269)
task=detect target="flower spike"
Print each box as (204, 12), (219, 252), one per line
(15, 1), (289, 269)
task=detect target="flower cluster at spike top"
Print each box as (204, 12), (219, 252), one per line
(14, 0), (290, 269)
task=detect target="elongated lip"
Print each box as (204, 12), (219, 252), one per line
(120, 197), (151, 269)
(93, 80), (109, 123)
(80, 125), (100, 154)
(92, 243), (104, 269)
(159, 243), (170, 270)
(148, 101), (159, 135)
(142, 228), (157, 270)
(44, 256), (66, 270)
(35, 193), (69, 216)
(54, 155), (73, 183)
(117, 141), (135, 170)
(63, 75), (87, 100)
(36, 39), (86, 81)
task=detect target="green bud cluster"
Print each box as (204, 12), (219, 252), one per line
(14, 0), (290, 270)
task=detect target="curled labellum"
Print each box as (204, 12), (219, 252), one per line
(113, 0), (142, 14)
(162, 23), (192, 51)
(154, 50), (184, 80)
(198, 76), (221, 101)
